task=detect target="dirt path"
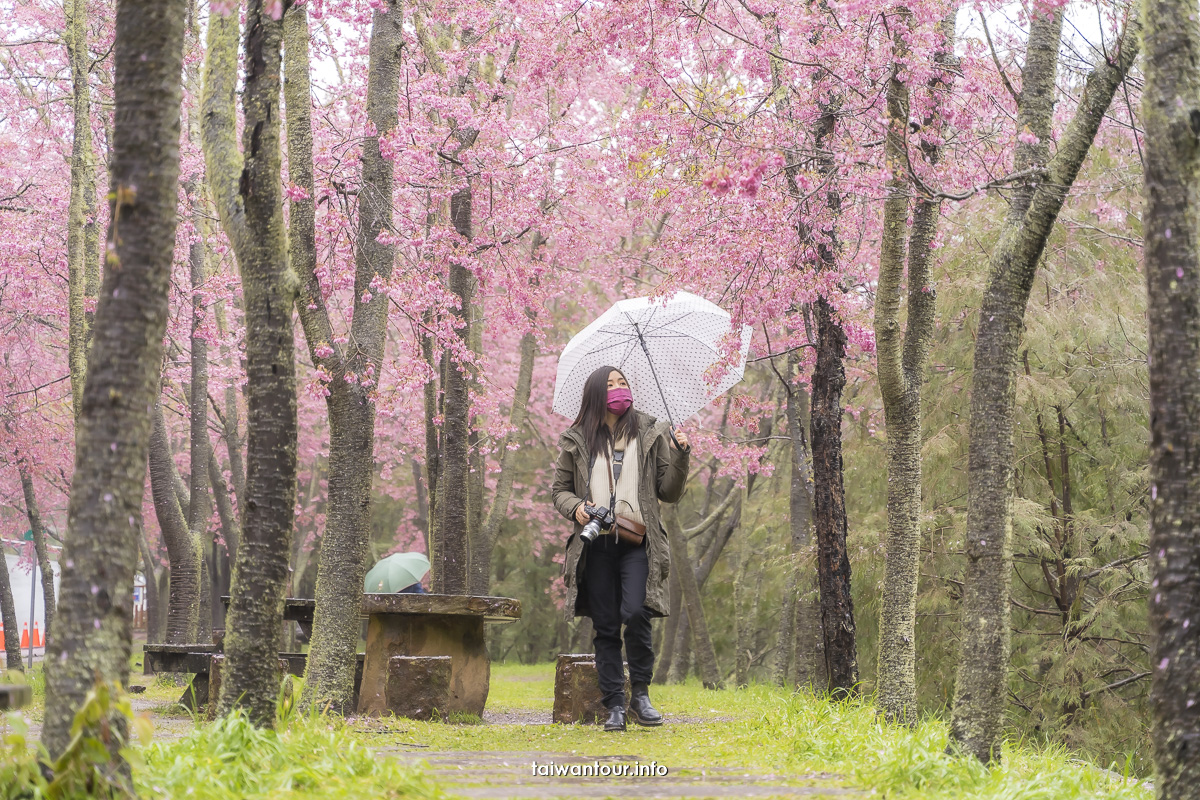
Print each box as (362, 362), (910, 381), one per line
(381, 746), (858, 799)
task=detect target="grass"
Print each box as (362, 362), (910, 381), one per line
(134, 710), (443, 800)
(2, 660), (1155, 799)
(362, 662), (1152, 800)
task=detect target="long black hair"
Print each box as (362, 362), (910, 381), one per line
(572, 365), (640, 460)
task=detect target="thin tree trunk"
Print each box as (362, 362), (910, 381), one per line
(471, 327), (537, 595)
(41, 0), (187, 760)
(663, 504), (722, 689)
(422, 318), (440, 549)
(186, 182), (213, 643)
(208, 448), (239, 627)
(873, 9), (951, 723)
(0, 550), (22, 671)
(774, 351), (813, 686)
(218, 0), (300, 727)
(138, 529), (161, 644)
(150, 402), (201, 644)
(433, 188), (475, 594)
(66, 0), (99, 420)
(949, 8), (1140, 762)
(1142, 4), (1200, 796)
(18, 462), (57, 640)
(655, 563), (682, 682)
(292, 0), (403, 713)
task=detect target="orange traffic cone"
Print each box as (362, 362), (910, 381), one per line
(21, 623), (29, 648)
(32, 622), (41, 648)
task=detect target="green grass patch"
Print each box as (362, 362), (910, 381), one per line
(366, 663), (1151, 800)
(2, 660), (1154, 799)
(135, 711), (443, 800)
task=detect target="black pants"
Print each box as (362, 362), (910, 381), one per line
(584, 534), (654, 708)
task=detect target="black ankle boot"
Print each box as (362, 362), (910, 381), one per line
(628, 685), (663, 727)
(603, 704), (626, 731)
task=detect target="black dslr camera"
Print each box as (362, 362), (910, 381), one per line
(579, 503), (615, 543)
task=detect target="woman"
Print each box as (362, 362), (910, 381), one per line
(552, 365), (691, 731)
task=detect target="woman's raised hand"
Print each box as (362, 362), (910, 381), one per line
(670, 426), (690, 451)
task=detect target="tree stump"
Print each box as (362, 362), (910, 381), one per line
(552, 653), (629, 724)
(384, 655), (451, 721)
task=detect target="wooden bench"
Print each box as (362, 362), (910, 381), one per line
(0, 684), (32, 711)
(357, 593), (521, 718)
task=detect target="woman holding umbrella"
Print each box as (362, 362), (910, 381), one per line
(552, 365), (691, 731)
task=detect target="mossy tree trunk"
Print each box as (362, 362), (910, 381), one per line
(662, 503), (723, 689)
(150, 402), (201, 644)
(18, 459), (57, 640)
(138, 529), (162, 643)
(433, 187), (475, 594)
(469, 325), (537, 595)
(65, 0), (99, 420)
(873, 9), (953, 723)
(773, 349), (813, 687)
(41, 0), (187, 760)
(291, 0), (403, 713)
(0, 549), (22, 670)
(217, 0), (300, 727)
(949, 8), (1140, 761)
(1142, 3), (1200, 796)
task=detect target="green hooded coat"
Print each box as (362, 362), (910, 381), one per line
(551, 410), (690, 622)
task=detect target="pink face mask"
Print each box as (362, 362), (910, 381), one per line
(607, 387), (633, 415)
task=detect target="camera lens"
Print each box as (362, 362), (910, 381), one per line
(580, 520), (600, 542)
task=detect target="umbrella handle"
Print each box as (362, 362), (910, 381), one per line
(668, 427), (683, 450)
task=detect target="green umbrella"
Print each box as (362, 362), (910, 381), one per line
(364, 552), (431, 593)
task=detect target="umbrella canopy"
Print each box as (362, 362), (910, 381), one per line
(553, 291), (752, 424)
(364, 552), (431, 593)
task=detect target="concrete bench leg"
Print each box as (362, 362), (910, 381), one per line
(384, 655), (452, 721)
(552, 653), (629, 724)
(179, 672), (209, 710)
(358, 614), (488, 716)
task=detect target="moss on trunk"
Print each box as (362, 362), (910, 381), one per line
(1142, 1), (1200, 795)
(41, 0), (188, 760)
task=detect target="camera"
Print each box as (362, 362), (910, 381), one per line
(579, 503), (615, 543)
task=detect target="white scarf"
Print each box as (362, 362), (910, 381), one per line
(589, 435), (644, 528)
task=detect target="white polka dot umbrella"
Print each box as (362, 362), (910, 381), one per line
(553, 291), (753, 427)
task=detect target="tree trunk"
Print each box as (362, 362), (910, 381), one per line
(774, 351), (813, 687)
(811, 296), (858, 694)
(0, 550), (22, 671)
(208, 448), (239, 628)
(65, 0), (99, 420)
(18, 462), (57, 640)
(470, 327), (537, 595)
(873, 9), (951, 723)
(655, 563), (682, 682)
(150, 402), (201, 644)
(186, 182), (213, 644)
(41, 0), (187, 761)
(422, 318), (440, 550)
(663, 504), (722, 689)
(218, 0), (300, 727)
(949, 9), (1140, 761)
(1142, 4), (1200, 796)
(138, 530), (161, 644)
(433, 189), (475, 594)
(292, 0), (403, 713)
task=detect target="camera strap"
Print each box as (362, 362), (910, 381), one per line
(607, 449), (625, 512)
